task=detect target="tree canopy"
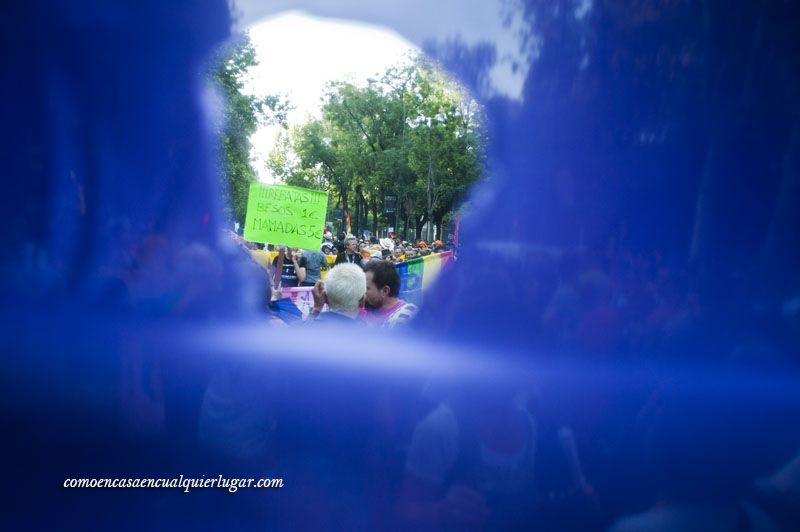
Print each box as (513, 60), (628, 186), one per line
(209, 33), (290, 226)
(268, 56), (486, 240)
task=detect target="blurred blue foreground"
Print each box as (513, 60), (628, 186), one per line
(2, 0), (800, 530)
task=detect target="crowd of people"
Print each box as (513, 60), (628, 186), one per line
(262, 232), (454, 272)
(234, 230), (456, 329)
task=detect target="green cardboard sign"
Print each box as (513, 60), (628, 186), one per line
(243, 183), (328, 249)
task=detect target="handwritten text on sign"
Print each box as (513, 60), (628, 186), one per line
(244, 184), (328, 249)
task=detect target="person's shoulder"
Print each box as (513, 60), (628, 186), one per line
(309, 312), (367, 330)
(385, 300), (418, 326)
(397, 302), (418, 317)
(400, 300), (418, 312)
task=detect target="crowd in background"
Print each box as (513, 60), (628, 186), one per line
(246, 231), (456, 268)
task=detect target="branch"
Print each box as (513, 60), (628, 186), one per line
(342, 101), (382, 154)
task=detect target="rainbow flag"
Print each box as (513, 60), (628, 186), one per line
(396, 251), (454, 305)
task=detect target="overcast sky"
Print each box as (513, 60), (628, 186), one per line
(234, 0), (545, 103)
(242, 11), (418, 182)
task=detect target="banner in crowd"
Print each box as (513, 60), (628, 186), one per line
(278, 286), (318, 318)
(395, 251), (454, 306)
(243, 183), (328, 250)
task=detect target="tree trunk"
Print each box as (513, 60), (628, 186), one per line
(415, 215), (427, 242)
(371, 196), (378, 235)
(340, 190), (349, 234)
(402, 195), (415, 241)
(427, 146), (435, 242)
(354, 195), (360, 238)
(354, 185), (367, 238)
(435, 213), (445, 242)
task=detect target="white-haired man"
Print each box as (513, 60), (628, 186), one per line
(308, 263), (366, 323)
(335, 236), (363, 267)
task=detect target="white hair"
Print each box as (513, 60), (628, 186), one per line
(324, 263), (366, 313)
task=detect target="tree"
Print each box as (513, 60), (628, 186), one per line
(208, 32), (290, 226)
(405, 65), (486, 240)
(274, 55), (485, 240)
(266, 128), (327, 191)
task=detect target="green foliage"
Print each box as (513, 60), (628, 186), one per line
(209, 33), (290, 225)
(271, 55), (486, 239)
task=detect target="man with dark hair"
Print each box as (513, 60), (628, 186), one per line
(363, 260), (417, 328)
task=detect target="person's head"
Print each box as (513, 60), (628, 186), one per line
(345, 236), (358, 254)
(392, 247), (404, 259)
(321, 242), (334, 255)
(323, 263), (366, 313)
(364, 260), (401, 308)
(359, 241), (368, 252)
(405, 247), (418, 259)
